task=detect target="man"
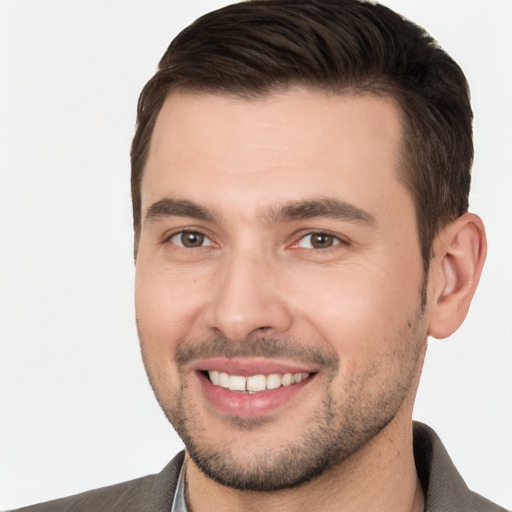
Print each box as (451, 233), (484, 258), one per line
(12, 0), (509, 511)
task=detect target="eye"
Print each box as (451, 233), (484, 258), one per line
(169, 231), (214, 248)
(296, 232), (343, 249)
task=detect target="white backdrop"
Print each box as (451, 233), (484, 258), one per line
(1, 1), (511, 509)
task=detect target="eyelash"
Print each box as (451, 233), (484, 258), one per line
(166, 230), (215, 248)
(293, 231), (348, 251)
(164, 229), (348, 252)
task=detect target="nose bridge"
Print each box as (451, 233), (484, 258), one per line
(206, 245), (292, 342)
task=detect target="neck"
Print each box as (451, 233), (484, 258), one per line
(185, 415), (424, 512)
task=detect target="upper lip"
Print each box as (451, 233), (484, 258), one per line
(191, 357), (317, 376)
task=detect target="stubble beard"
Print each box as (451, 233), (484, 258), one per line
(140, 304), (427, 492)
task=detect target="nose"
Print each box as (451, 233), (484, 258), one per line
(203, 251), (293, 342)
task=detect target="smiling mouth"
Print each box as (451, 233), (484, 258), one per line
(205, 370), (313, 393)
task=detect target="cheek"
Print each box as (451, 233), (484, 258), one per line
(134, 259), (205, 359)
(292, 260), (423, 358)
(134, 267), (198, 401)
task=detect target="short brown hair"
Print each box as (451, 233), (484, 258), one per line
(131, 0), (473, 271)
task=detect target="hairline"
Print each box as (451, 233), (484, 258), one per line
(133, 83), (425, 267)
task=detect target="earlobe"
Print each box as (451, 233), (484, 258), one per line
(427, 213), (487, 339)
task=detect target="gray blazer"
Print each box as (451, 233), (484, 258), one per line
(12, 423), (509, 511)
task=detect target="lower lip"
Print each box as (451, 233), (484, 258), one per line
(198, 372), (314, 418)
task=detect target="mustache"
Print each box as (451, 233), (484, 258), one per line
(175, 335), (339, 370)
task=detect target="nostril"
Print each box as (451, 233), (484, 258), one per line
(253, 326), (272, 334)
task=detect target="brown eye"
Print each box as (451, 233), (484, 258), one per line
(182, 232), (204, 247)
(311, 233), (334, 248)
(297, 233), (341, 249)
(170, 231), (211, 248)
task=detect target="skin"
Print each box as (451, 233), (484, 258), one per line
(135, 88), (486, 512)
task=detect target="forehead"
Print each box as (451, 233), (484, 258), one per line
(142, 88), (408, 221)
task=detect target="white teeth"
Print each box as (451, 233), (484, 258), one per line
(209, 370), (220, 385)
(281, 373), (293, 386)
(209, 371), (230, 388)
(246, 374), (266, 392)
(218, 372), (229, 388)
(228, 375), (246, 391)
(266, 373), (282, 390)
(207, 370), (311, 393)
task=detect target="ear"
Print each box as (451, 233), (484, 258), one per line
(427, 213), (487, 339)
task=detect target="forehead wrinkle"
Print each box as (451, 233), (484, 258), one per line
(263, 198), (376, 226)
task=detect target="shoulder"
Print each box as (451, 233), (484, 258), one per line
(413, 422), (509, 512)
(11, 451), (185, 512)
(466, 493), (512, 512)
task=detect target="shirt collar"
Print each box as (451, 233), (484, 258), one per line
(170, 456), (188, 512)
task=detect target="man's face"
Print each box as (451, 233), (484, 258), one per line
(135, 88), (428, 490)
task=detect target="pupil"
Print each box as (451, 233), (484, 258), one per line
(312, 234), (332, 248)
(182, 232), (204, 247)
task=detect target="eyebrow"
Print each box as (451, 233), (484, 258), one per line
(144, 197), (375, 227)
(145, 198), (216, 223)
(266, 198), (376, 226)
